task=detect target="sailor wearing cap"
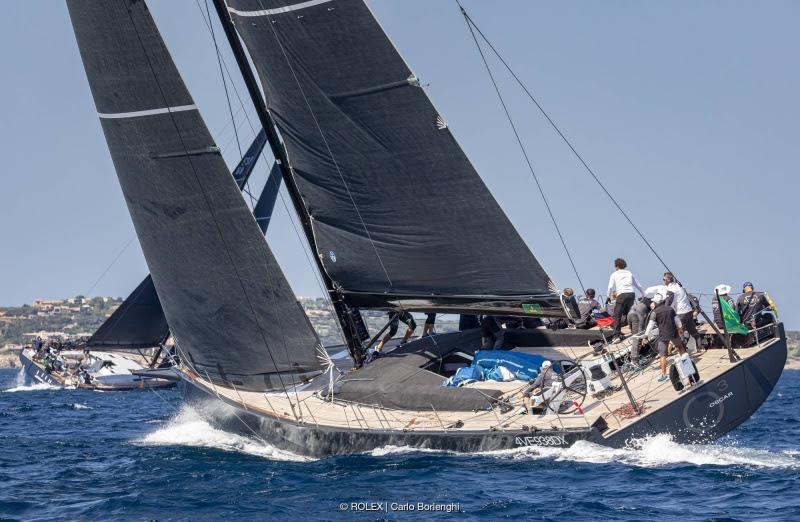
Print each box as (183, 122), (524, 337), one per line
(736, 282), (773, 328)
(643, 293), (687, 382)
(518, 360), (556, 415)
(711, 284), (734, 330)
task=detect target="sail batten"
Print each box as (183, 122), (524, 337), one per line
(226, 0), (556, 308)
(228, 0), (333, 17)
(68, 0), (324, 390)
(97, 104), (198, 119)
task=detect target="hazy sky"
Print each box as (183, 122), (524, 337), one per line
(1, 1), (798, 326)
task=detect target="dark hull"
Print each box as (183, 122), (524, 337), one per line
(181, 330), (787, 458)
(18, 350), (176, 391)
(19, 350), (61, 387)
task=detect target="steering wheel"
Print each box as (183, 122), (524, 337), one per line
(542, 359), (588, 415)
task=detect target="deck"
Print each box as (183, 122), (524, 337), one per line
(188, 335), (780, 437)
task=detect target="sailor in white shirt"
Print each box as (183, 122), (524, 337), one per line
(663, 272), (702, 349)
(607, 258), (645, 341)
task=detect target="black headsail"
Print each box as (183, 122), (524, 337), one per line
(218, 0), (558, 314)
(87, 131), (271, 351)
(67, 0), (325, 390)
(87, 276), (169, 350)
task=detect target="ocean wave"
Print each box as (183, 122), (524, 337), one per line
(134, 406), (311, 462)
(70, 403), (92, 410)
(369, 435), (800, 469)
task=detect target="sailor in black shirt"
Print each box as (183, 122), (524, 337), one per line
(644, 293), (686, 382)
(736, 282), (772, 327)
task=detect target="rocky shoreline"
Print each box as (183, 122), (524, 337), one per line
(0, 347), (20, 369)
(785, 357), (800, 370)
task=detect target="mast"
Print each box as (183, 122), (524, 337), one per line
(211, 0), (367, 365)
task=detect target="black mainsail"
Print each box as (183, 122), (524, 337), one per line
(87, 131), (271, 351)
(67, 0), (325, 390)
(221, 0), (557, 310)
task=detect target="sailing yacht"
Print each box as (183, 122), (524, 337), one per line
(65, 0), (786, 456)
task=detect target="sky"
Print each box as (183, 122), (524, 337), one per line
(1, 1), (798, 326)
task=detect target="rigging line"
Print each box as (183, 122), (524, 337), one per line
(460, 7), (674, 276)
(211, 99), (246, 143)
(85, 236), (135, 296)
(217, 106), (252, 155)
(125, 6), (293, 401)
(242, 172), (307, 408)
(205, 0), (243, 159)
(203, 2), (319, 390)
(194, 0), (258, 136)
(259, 1), (394, 289)
(277, 189), (347, 345)
(204, 0), (345, 347)
(458, 3), (586, 294)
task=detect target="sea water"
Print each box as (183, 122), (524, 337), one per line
(1, 367), (799, 520)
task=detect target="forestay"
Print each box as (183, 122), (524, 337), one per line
(226, 0), (556, 307)
(67, 0), (325, 391)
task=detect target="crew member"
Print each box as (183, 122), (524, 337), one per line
(576, 289), (600, 329)
(644, 293), (686, 382)
(518, 360), (556, 415)
(736, 282), (773, 328)
(560, 288), (580, 324)
(711, 283), (735, 329)
(663, 272), (702, 350)
(373, 311), (417, 358)
(627, 295), (652, 365)
(606, 258), (645, 342)
(422, 313), (437, 337)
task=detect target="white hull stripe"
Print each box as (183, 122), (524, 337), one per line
(98, 104), (197, 120)
(228, 0), (333, 17)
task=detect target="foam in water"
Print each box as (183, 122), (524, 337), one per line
(369, 435), (800, 469)
(3, 369), (58, 393)
(71, 403), (91, 410)
(369, 445), (450, 457)
(4, 382), (60, 393)
(136, 406), (311, 462)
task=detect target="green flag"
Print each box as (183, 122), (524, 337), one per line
(719, 295), (749, 335)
